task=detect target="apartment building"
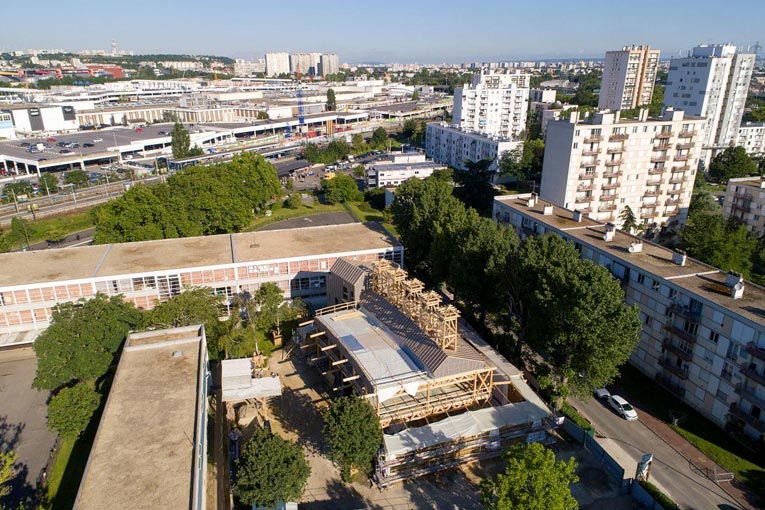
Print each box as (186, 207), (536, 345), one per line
(529, 88), (557, 104)
(453, 71), (530, 139)
(425, 121), (518, 173)
(540, 108), (706, 230)
(737, 121), (765, 157)
(365, 152), (446, 188)
(722, 176), (765, 235)
(265, 52), (290, 76)
(664, 44), (755, 162)
(320, 53), (340, 77)
(493, 194), (765, 446)
(599, 45), (660, 110)
(290, 52), (321, 76)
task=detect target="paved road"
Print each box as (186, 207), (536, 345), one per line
(572, 396), (744, 510)
(0, 348), (57, 506)
(24, 228), (95, 251)
(258, 212), (357, 231)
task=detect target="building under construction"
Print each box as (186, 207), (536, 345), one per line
(297, 259), (553, 486)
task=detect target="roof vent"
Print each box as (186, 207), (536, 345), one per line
(628, 241), (643, 254)
(172, 351), (183, 358)
(572, 210), (582, 222)
(527, 193), (538, 207)
(672, 249), (687, 267)
(732, 282), (745, 300)
(603, 223), (615, 242)
(725, 270), (744, 288)
(543, 204), (554, 216)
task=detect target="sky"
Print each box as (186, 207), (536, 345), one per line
(1, 0), (763, 63)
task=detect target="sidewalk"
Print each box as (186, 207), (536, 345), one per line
(637, 409), (759, 510)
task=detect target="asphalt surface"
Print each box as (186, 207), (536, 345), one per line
(24, 228), (95, 251)
(258, 211), (356, 231)
(572, 395), (745, 510)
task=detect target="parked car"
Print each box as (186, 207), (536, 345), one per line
(594, 388), (611, 400)
(608, 395), (638, 421)
(83, 143), (95, 148)
(93, 138), (103, 143)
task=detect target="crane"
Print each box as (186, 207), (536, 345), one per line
(294, 64), (306, 138)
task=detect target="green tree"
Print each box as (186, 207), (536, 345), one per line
(0, 451), (17, 498)
(234, 428), (310, 507)
(680, 213), (758, 278)
(480, 442), (578, 510)
(352, 133), (366, 153)
(323, 396), (382, 482)
(33, 295), (144, 391)
(453, 159), (495, 215)
(709, 146), (758, 183)
(3, 181), (34, 199)
(38, 173), (59, 194)
(510, 235), (641, 399)
(325, 88), (337, 111)
(188, 144), (204, 157)
(285, 193), (302, 209)
(46, 382), (101, 439)
(321, 174), (362, 204)
(9, 217), (31, 248)
(619, 205), (638, 233)
(402, 119), (418, 140)
(370, 127), (388, 149)
(411, 89), (419, 100)
(64, 170), (89, 188)
(171, 121), (191, 159)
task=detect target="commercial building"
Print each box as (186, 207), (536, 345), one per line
(74, 325), (209, 510)
(722, 176), (765, 235)
(540, 108), (706, 229)
(737, 121), (765, 157)
(664, 44), (755, 162)
(265, 52), (290, 77)
(365, 152), (446, 188)
(493, 194), (765, 446)
(0, 223), (402, 344)
(299, 259), (553, 485)
(320, 54), (340, 77)
(2, 104), (78, 134)
(453, 71), (530, 139)
(425, 121), (518, 173)
(598, 45), (660, 110)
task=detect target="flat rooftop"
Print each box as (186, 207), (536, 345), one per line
(0, 222), (400, 288)
(74, 325), (205, 510)
(494, 195), (765, 324)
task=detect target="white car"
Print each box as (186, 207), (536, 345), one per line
(93, 138), (103, 143)
(608, 395), (638, 421)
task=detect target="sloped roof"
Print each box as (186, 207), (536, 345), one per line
(329, 258), (368, 287)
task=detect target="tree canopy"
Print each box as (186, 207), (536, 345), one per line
(171, 121), (191, 159)
(499, 140), (545, 182)
(481, 442), (578, 510)
(709, 146), (758, 183)
(325, 88), (337, 111)
(0, 451), (17, 499)
(619, 205), (638, 234)
(680, 212), (759, 278)
(322, 396), (383, 482)
(303, 139), (351, 164)
(33, 294), (144, 391)
(234, 427), (310, 507)
(47, 382), (101, 439)
(321, 174), (362, 204)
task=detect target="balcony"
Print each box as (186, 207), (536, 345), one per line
(674, 154), (690, 162)
(579, 207), (593, 214)
(735, 383), (765, 410)
(605, 159), (622, 167)
(582, 149), (600, 156)
(607, 147), (624, 154)
(673, 164), (691, 172)
(647, 179), (665, 186)
(648, 167), (665, 175)
(641, 211), (660, 219)
(745, 342), (765, 362)
(669, 303), (700, 321)
(676, 142), (694, 150)
(655, 373), (686, 398)
(577, 184), (596, 192)
(578, 173), (596, 180)
(732, 201), (752, 213)
(663, 339), (693, 362)
(655, 131), (674, 139)
(653, 144), (671, 151)
(669, 176), (689, 185)
(602, 182), (619, 190)
(741, 363), (765, 387)
(659, 357), (689, 379)
(600, 194), (618, 202)
(666, 209), (680, 217)
(643, 190), (661, 197)
(598, 204), (617, 212)
(664, 324), (697, 343)
(584, 135), (602, 143)
(575, 196), (594, 204)
(580, 160), (601, 168)
(609, 133), (629, 141)
(651, 155), (669, 163)
(678, 130), (695, 138)
(602, 169), (622, 178)
(728, 403), (765, 433)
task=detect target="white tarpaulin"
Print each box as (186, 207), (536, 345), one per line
(221, 358), (282, 402)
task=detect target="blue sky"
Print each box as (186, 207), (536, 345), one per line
(1, 0), (763, 63)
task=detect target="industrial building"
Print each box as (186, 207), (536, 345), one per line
(598, 45), (660, 111)
(0, 223), (402, 345)
(493, 193), (765, 447)
(299, 259), (553, 485)
(74, 325), (209, 510)
(722, 176), (765, 236)
(540, 108), (706, 230)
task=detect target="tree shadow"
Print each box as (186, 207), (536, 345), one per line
(400, 467), (482, 510)
(301, 478), (382, 510)
(0, 415), (35, 507)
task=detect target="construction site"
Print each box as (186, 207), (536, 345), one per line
(297, 258), (554, 487)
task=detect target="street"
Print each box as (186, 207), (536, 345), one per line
(572, 395), (745, 510)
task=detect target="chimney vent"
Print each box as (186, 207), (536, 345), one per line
(527, 193), (537, 207)
(672, 249), (687, 266)
(543, 204), (554, 216)
(725, 271), (744, 288)
(172, 351), (183, 358)
(572, 210), (582, 222)
(732, 282), (745, 300)
(628, 241), (643, 253)
(603, 222), (615, 242)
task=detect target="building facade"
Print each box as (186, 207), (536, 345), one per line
(664, 44), (755, 162)
(320, 54), (340, 77)
(722, 176), (765, 235)
(425, 121), (518, 173)
(265, 52), (290, 77)
(290, 52), (321, 76)
(737, 122), (765, 157)
(493, 194), (765, 445)
(453, 71), (530, 139)
(365, 153), (446, 188)
(540, 108), (706, 230)
(599, 45), (660, 110)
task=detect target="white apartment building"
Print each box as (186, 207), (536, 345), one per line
(664, 44), (755, 162)
(737, 122), (765, 157)
(290, 53), (322, 76)
(425, 122), (518, 173)
(233, 59), (265, 77)
(493, 194), (765, 446)
(365, 153), (446, 188)
(723, 176), (765, 235)
(599, 45), (660, 110)
(453, 71), (530, 139)
(265, 52), (290, 77)
(320, 54), (340, 77)
(529, 88), (557, 104)
(540, 108), (706, 230)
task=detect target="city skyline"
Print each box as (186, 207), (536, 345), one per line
(1, 0), (763, 63)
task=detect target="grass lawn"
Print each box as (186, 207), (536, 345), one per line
(614, 364), (765, 497)
(342, 201), (399, 239)
(245, 202), (346, 231)
(45, 427), (97, 509)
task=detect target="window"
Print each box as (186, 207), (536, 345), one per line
(708, 330), (719, 343)
(652, 280), (660, 292)
(637, 273), (645, 285)
(683, 320), (698, 336)
(644, 315), (652, 326)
